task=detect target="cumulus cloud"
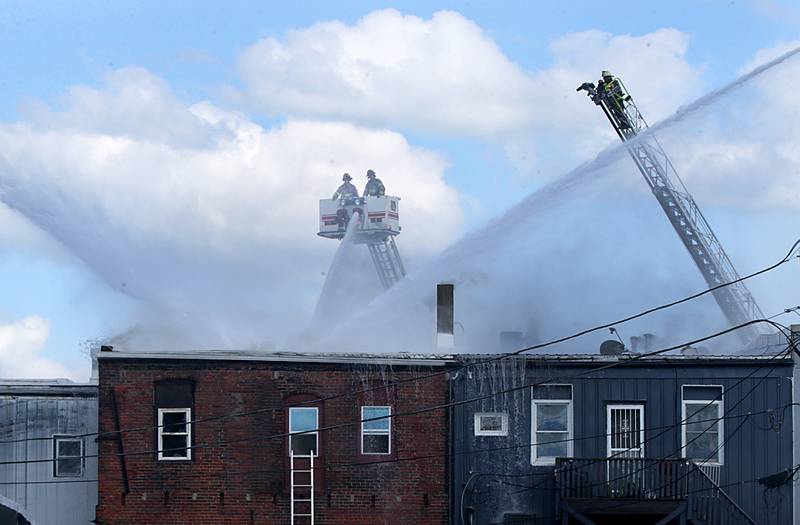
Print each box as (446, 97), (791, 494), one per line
(0, 316), (72, 378)
(236, 10), (705, 181)
(238, 9), (537, 137)
(0, 68), (462, 348)
(237, 12), (701, 135)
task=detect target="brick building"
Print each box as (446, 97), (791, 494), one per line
(95, 349), (451, 525)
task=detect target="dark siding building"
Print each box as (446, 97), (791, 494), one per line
(96, 349), (451, 525)
(451, 352), (796, 525)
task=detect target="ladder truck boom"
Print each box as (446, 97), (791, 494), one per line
(577, 74), (765, 343)
(318, 194), (406, 290)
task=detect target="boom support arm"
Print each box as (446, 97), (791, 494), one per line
(578, 79), (765, 343)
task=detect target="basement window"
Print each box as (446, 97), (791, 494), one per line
(289, 407), (319, 456)
(53, 436), (84, 477)
(681, 385), (724, 464)
(531, 384), (573, 465)
(158, 408), (192, 460)
(361, 406), (391, 455)
(474, 412), (508, 436)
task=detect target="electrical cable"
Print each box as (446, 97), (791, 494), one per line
(0, 317), (788, 468)
(0, 323), (785, 484)
(2, 240), (791, 448)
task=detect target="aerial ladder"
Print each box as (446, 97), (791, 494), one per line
(577, 72), (765, 343)
(318, 193), (406, 289)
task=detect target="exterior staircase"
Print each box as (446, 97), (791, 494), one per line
(555, 458), (755, 525)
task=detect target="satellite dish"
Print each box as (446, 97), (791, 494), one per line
(599, 340), (625, 356)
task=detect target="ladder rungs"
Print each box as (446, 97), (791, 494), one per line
(293, 484), (313, 488)
(293, 498), (312, 502)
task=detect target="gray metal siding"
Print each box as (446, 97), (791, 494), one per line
(0, 396), (98, 525)
(451, 359), (794, 525)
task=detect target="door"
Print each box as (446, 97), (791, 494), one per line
(606, 404), (645, 497)
(607, 404), (645, 458)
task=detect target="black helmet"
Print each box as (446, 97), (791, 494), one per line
(342, 173), (352, 181)
(602, 70), (613, 79)
(366, 169), (375, 178)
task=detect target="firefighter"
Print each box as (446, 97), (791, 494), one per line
(600, 70), (631, 128)
(363, 169), (385, 197)
(332, 173), (359, 200)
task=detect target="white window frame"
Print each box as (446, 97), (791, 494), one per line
(531, 384), (573, 465)
(289, 406), (319, 457)
(157, 408), (192, 461)
(606, 404), (645, 458)
(681, 384), (724, 465)
(53, 436), (84, 477)
(361, 406), (392, 455)
(474, 412), (509, 437)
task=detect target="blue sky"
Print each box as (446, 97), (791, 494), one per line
(0, 1), (798, 378)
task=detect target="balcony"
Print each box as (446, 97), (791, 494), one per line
(555, 458), (754, 525)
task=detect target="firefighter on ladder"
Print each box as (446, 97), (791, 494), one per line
(332, 173), (359, 200)
(598, 70), (632, 129)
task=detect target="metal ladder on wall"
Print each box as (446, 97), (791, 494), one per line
(290, 452), (315, 525)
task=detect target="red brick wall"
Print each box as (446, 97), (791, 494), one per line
(96, 359), (449, 525)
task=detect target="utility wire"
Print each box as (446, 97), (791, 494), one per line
(0, 319), (790, 471)
(2, 240), (789, 448)
(4, 402), (796, 488)
(459, 345), (791, 518)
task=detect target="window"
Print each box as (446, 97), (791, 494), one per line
(289, 407), (319, 456)
(474, 412), (508, 436)
(53, 437), (83, 477)
(682, 385), (723, 464)
(531, 384), (573, 464)
(361, 406), (391, 454)
(158, 408), (192, 460)
(154, 379), (194, 461)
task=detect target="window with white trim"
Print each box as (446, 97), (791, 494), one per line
(531, 384), (573, 464)
(681, 385), (723, 464)
(158, 408), (192, 460)
(289, 407), (319, 456)
(474, 412), (508, 436)
(361, 406), (391, 454)
(53, 436), (84, 477)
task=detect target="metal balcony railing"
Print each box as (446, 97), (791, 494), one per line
(555, 457), (755, 525)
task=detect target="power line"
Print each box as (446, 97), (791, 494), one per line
(2, 240), (790, 449)
(528, 345), (790, 497)
(0, 320), (791, 472)
(3, 401), (796, 488)
(458, 345), (791, 520)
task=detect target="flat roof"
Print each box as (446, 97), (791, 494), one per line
(97, 349), (454, 367)
(0, 379), (98, 397)
(464, 353), (794, 366)
(95, 348), (792, 367)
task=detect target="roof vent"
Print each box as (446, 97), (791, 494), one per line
(599, 340), (625, 355)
